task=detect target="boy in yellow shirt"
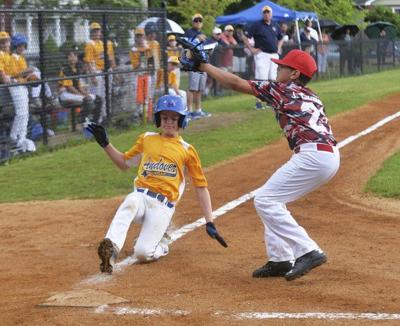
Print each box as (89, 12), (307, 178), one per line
(84, 22), (115, 122)
(85, 95), (227, 274)
(0, 32), (35, 152)
(156, 56), (186, 108)
(130, 27), (152, 115)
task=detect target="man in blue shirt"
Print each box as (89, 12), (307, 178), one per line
(183, 13), (211, 119)
(242, 5), (283, 109)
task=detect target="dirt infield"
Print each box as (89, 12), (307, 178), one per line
(1, 94), (400, 325)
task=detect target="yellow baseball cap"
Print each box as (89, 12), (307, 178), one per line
(192, 13), (203, 21)
(224, 25), (234, 32)
(134, 28), (145, 35)
(90, 22), (101, 30)
(0, 31), (10, 40)
(262, 5), (272, 13)
(168, 34), (176, 41)
(168, 56), (180, 64)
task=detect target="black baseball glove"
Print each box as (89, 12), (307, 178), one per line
(85, 122), (109, 148)
(177, 37), (209, 72)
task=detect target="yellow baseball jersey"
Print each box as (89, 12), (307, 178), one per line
(156, 69), (177, 90)
(84, 39), (114, 70)
(124, 132), (208, 202)
(129, 45), (152, 70)
(10, 53), (28, 82)
(0, 50), (13, 75)
(148, 39), (160, 69)
(167, 46), (181, 58)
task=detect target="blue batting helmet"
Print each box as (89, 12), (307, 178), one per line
(11, 34), (28, 49)
(154, 95), (188, 129)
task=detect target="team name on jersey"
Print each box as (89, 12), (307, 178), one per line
(142, 158), (177, 177)
(292, 92), (322, 106)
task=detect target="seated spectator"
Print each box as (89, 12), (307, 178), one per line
(10, 34), (59, 111)
(156, 56), (187, 108)
(0, 32), (35, 152)
(58, 47), (101, 123)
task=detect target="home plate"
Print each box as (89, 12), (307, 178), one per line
(38, 289), (129, 307)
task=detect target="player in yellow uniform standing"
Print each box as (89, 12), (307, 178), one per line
(0, 32), (35, 152)
(85, 95), (227, 274)
(84, 22), (116, 122)
(130, 27), (152, 117)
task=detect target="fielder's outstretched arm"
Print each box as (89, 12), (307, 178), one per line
(199, 63), (253, 95)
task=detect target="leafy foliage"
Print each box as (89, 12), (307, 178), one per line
(364, 6), (400, 36)
(167, 0), (240, 35)
(277, 0), (364, 25)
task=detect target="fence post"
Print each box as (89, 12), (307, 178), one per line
(37, 11), (48, 145)
(161, 2), (168, 96)
(102, 13), (111, 120)
(392, 40), (396, 67)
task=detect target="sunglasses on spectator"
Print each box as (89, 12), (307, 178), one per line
(263, 10), (271, 14)
(193, 19), (203, 23)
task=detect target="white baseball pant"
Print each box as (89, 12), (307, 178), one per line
(254, 143), (340, 262)
(254, 52), (279, 81)
(9, 85), (30, 142)
(105, 190), (174, 263)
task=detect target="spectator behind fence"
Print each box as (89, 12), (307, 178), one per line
(232, 25), (248, 77)
(10, 34), (59, 112)
(0, 32), (35, 152)
(219, 25), (237, 72)
(339, 28), (354, 75)
(317, 29), (330, 74)
(377, 29), (389, 66)
(166, 34), (182, 88)
(300, 27), (317, 57)
(183, 13), (211, 119)
(204, 27), (224, 96)
(58, 47), (102, 123)
(130, 28), (152, 116)
(242, 5), (283, 110)
(155, 56), (187, 108)
(84, 22), (116, 122)
(145, 22), (160, 113)
(305, 19), (319, 42)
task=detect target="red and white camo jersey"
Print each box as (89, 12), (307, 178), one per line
(248, 80), (337, 150)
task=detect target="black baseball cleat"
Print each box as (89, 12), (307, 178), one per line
(98, 238), (119, 274)
(285, 250), (327, 281)
(252, 261), (294, 278)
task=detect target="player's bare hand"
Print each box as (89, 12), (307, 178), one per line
(85, 122), (109, 148)
(206, 222), (228, 248)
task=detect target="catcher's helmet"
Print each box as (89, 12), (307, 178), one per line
(11, 34), (28, 48)
(154, 95), (188, 129)
(144, 21), (157, 35)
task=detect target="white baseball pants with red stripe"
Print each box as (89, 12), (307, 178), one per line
(254, 143), (340, 262)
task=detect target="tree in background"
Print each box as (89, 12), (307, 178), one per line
(167, 0), (240, 35)
(364, 5), (400, 36)
(277, 0), (364, 25)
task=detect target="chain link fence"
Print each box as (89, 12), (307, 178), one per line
(1, 7), (399, 163)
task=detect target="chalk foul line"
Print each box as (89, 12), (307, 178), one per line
(80, 111), (400, 286)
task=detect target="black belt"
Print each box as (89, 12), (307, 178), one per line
(137, 188), (174, 208)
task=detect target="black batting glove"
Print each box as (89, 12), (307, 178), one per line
(85, 122), (109, 148)
(206, 222), (228, 248)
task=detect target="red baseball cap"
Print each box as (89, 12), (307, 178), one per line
(271, 49), (317, 78)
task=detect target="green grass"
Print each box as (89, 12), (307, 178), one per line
(1, 69), (400, 202)
(365, 151), (400, 198)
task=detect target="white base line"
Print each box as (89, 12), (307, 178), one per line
(81, 111), (400, 286)
(93, 305), (400, 320)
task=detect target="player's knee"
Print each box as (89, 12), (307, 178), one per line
(254, 193), (276, 214)
(134, 244), (155, 263)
